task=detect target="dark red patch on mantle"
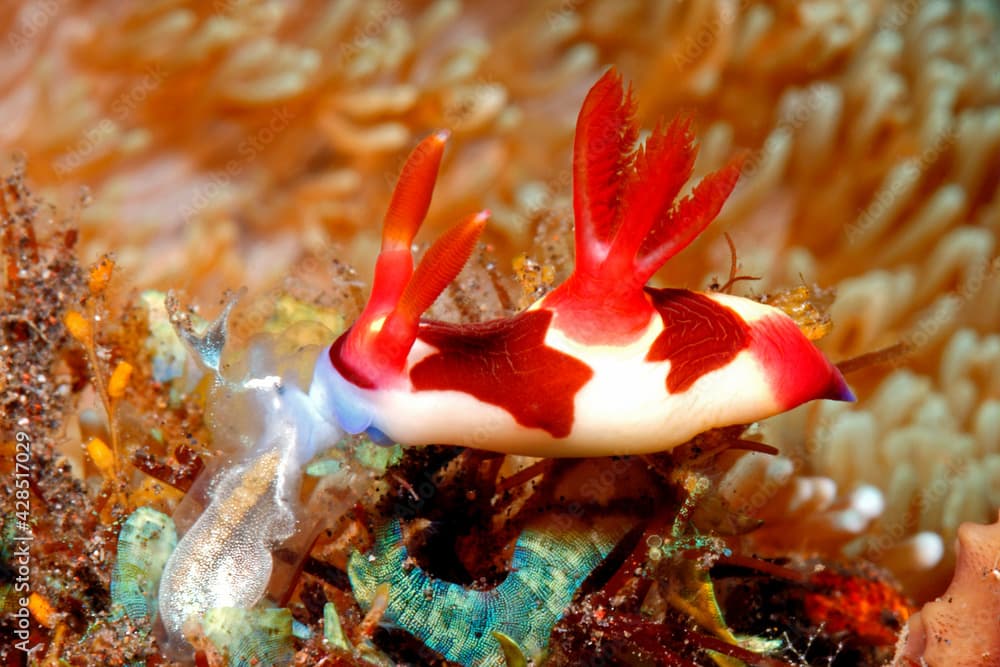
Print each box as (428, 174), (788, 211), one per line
(410, 310), (593, 438)
(645, 288), (750, 393)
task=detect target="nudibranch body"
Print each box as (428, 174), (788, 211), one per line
(313, 68), (853, 457)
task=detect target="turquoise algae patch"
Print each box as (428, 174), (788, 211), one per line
(200, 607), (295, 667)
(111, 506), (178, 623)
(348, 516), (629, 666)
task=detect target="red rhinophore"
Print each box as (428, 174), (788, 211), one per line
(750, 314), (854, 410)
(334, 129), (490, 388)
(546, 68), (742, 346)
(410, 311), (594, 438)
(645, 288), (751, 393)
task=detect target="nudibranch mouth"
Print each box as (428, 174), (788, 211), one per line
(309, 340), (380, 436)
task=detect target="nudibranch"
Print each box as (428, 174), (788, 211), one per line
(313, 67), (853, 457)
(156, 68), (853, 656)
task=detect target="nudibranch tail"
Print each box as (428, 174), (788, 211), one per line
(749, 312), (857, 408)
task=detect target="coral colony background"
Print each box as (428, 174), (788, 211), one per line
(1, 1), (999, 666)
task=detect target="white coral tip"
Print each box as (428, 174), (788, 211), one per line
(849, 484), (885, 520)
(906, 531), (945, 570)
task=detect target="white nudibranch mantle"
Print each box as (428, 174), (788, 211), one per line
(157, 293), (347, 658)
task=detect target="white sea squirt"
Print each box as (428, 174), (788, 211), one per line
(156, 293), (346, 658)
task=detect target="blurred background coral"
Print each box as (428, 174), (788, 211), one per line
(3, 0), (999, 612)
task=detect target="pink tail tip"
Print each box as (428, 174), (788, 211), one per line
(825, 369), (856, 402)
(751, 314), (857, 410)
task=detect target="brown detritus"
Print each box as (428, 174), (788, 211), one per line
(835, 342), (910, 375)
(0, 168), (113, 663)
(1, 167), (84, 436)
(0, 169), (215, 665)
(62, 252), (137, 510)
(549, 600), (795, 667)
(715, 556), (910, 666)
(72, 279), (211, 509)
(548, 603), (700, 666)
(716, 232), (762, 294)
(60, 612), (160, 666)
(762, 285), (835, 342)
(130, 443), (205, 493)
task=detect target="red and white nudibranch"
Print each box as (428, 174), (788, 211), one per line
(311, 68), (853, 457)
